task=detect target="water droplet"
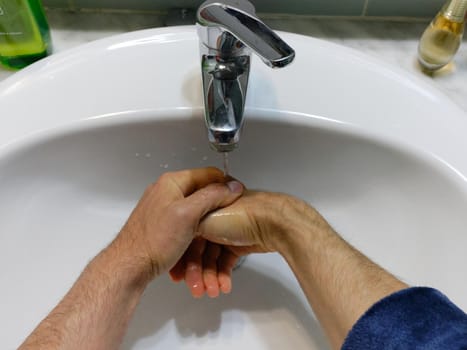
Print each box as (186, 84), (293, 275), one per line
(135, 153), (140, 157)
(163, 164), (169, 169)
(202, 156), (208, 161)
(191, 147), (197, 152)
(145, 153), (151, 158)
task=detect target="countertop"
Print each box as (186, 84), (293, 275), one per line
(1, 10), (466, 112)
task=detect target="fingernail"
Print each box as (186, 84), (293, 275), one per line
(227, 181), (243, 193)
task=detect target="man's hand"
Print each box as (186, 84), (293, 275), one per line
(19, 167), (243, 350)
(115, 167), (244, 281)
(169, 191), (300, 297)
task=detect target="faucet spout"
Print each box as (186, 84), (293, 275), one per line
(197, 0), (295, 152)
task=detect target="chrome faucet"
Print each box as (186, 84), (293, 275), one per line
(196, 0), (295, 152)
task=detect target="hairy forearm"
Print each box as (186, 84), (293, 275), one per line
(19, 235), (152, 350)
(274, 199), (408, 350)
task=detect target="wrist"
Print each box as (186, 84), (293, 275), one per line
(267, 195), (336, 261)
(99, 234), (155, 291)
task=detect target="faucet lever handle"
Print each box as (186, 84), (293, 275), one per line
(197, 0), (295, 68)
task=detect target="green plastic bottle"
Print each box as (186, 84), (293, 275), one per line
(0, 0), (51, 69)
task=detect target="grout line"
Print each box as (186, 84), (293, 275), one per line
(361, 0), (370, 16)
(258, 13), (431, 23)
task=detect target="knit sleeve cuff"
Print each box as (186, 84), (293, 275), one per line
(341, 287), (467, 350)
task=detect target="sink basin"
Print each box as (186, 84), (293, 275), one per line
(1, 26), (467, 349)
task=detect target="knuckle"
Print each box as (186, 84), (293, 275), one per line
(157, 171), (175, 184)
(200, 184), (229, 202)
(152, 172), (180, 193)
(198, 184), (218, 197)
(171, 202), (194, 221)
(144, 177), (167, 196)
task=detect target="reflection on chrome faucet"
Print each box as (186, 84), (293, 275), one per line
(203, 53), (250, 148)
(196, 0), (295, 152)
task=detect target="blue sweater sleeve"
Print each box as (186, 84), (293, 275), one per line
(342, 287), (467, 350)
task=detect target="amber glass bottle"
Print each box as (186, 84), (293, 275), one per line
(418, 0), (467, 71)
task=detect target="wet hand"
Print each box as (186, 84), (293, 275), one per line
(114, 167), (244, 281)
(169, 191), (291, 298)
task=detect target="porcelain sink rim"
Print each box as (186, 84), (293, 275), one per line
(0, 26), (467, 178)
(0, 106), (435, 159)
(0, 107), (406, 157)
(0, 26), (466, 209)
(3, 26), (467, 349)
(1, 107), (467, 199)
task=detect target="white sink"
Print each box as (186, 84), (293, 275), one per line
(1, 26), (467, 349)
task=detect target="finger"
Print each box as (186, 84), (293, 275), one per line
(184, 239), (207, 298)
(163, 167), (227, 196)
(169, 257), (186, 282)
(202, 243), (222, 298)
(179, 181), (244, 226)
(217, 249), (240, 294)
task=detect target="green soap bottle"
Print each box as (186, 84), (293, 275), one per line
(0, 0), (51, 69)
